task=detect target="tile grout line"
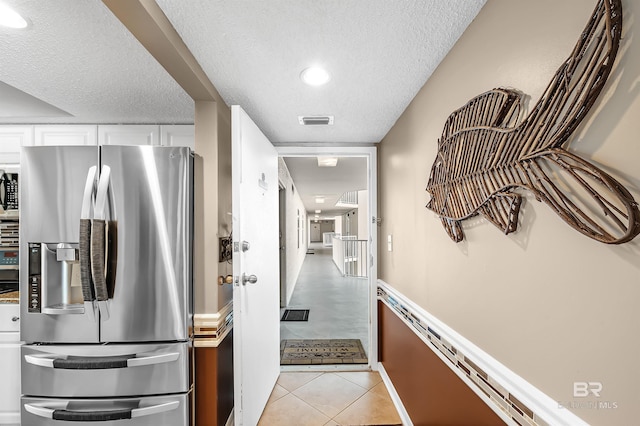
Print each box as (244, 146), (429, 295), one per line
(265, 371), (398, 425)
(294, 372), (370, 422)
(267, 372), (400, 425)
(326, 383), (375, 423)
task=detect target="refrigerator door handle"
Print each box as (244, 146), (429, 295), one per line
(131, 401), (180, 418)
(126, 351), (181, 367)
(24, 351), (180, 369)
(92, 165), (112, 320)
(23, 404), (57, 419)
(24, 401), (180, 421)
(79, 166), (98, 321)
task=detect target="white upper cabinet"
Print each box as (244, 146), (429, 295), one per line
(0, 124), (194, 163)
(98, 124), (160, 146)
(160, 125), (194, 149)
(34, 125), (98, 146)
(0, 126), (33, 164)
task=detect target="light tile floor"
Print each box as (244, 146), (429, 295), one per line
(258, 371), (402, 425)
(265, 244), (392, 424)
(280, 242), (369, 355)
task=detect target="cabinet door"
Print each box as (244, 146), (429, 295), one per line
(0, 304), (19, 333)
(98, 125), (160, 146)
(0, 126), (33, 163)
(0, 339), (21, 420)
(160, 125), (194, 149)
(34, 125), (97, 146)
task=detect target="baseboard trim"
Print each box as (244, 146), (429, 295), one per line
(194, 301), (233, 347)
(378, 363), (413, 426)
(378, 280), (588, 426)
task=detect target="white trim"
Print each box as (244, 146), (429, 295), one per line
(0, 412), (20, 424)
(193, 301), (233, 348)
(276, 145), (378, 370)
(378, 280), (589, 426)
(378, 363), (413, 426)
(194, 301), (233, 327)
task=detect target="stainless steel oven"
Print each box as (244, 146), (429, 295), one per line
(0, 245), (19, 295)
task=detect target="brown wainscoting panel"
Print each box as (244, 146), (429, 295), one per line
(378, 302), (504, 425)
(194, 330), (234, 426)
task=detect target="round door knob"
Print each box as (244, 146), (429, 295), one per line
(218, 275), (234, 285)
(242, 274), (258, 285)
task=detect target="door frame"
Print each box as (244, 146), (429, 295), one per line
(275, 145), (378, 370)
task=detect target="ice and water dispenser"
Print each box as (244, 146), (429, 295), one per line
(28, 243), (84, 314)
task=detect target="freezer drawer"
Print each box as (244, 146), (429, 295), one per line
(22, 342), (191, 398)
(21, 394), (189, 426)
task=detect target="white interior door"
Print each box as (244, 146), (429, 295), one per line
(232, 105), (280, 426)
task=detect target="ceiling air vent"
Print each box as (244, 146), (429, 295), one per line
(298, 115), (334, 126)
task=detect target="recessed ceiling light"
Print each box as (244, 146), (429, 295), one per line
(315, 197), (325, 204)
(317, 157), (338, 167)
(300, 67), (330, 86)
(0, 3), (28, 29)
(315, 210), (321, 214)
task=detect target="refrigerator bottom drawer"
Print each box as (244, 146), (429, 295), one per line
(21, 394), (189, 426)
(22, 342), (190, 397)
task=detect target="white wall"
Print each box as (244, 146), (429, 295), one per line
(278, 158), (308, 305)
(310, 222), (322, 242)
(341, 209), (358, 236)
(378, 1), (640, 424)
(320, 220), (334, 235)
(334, 215), (343, 236)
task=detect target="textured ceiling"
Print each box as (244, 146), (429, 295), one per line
(0, 0), (485, 141)
(0, 0), (194, 124)
(156, 0), (486, 143)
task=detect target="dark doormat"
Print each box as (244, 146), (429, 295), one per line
(281, 309), (309, 322)
(280, 339), (368, 365)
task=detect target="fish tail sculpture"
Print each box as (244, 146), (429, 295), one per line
(426, 0), (640, 244)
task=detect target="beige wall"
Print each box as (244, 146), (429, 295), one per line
(378, 0), (640, 424)
(194, 100), (233, 314)
(216, 105), (233, 311)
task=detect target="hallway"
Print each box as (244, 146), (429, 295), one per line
(280, 242), (369, 356)
(260, 236), (397, 425)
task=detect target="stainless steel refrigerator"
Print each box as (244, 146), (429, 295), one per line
(19, 146), (193, 425)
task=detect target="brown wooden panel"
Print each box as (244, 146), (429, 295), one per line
(378, 302), (504, 425)
(216, 330), (234, 426)
(194, 330), (234, 426)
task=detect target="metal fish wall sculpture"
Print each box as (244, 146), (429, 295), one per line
(426, 0), (640, 244)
